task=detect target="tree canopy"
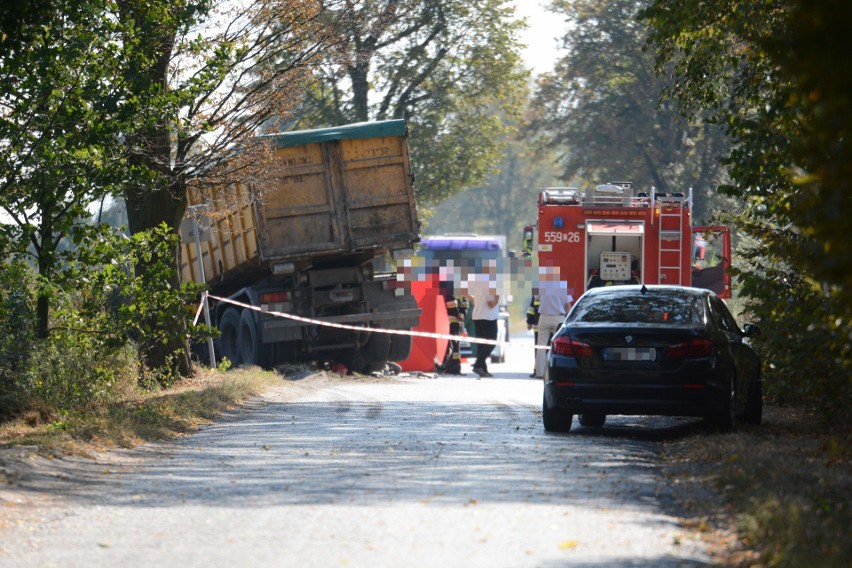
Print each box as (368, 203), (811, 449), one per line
(0, 0), (127, 338)
(527, 0), (732, 222)
(294, 0), (530, 206)
(641, 0), (852, 423)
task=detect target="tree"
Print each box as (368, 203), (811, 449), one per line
(640, 0), (851, 423)
(0, 0), (55, 53)
(0, 0), (126, 338)
(426, 137), (559, 252)
(527, 0), (732, 222)
(111, 0), (341, 376)
(294, 0), (529, 205)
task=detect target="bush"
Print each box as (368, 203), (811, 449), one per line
(0, 223), (213, 422)
(20, 336), (137, 413)
(734, 237), (852, 427)
(62, 223), (212, 387)
(0, 261), (37, 419)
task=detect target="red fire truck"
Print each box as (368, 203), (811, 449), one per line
(523, 182), (731, 299)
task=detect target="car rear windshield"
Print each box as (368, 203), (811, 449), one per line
(568, 291), (704, 325)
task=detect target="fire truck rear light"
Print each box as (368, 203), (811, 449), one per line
(554, 216), (564, 229)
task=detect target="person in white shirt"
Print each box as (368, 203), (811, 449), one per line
(463, 260), (500, 377)
(534, 266), (574, 378)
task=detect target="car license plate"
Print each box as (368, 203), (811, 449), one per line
(604, 347), (656, 361)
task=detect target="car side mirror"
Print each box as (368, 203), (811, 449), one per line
(743, 323), (761, 338)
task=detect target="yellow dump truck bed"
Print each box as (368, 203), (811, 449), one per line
(180, 120), (418, 285)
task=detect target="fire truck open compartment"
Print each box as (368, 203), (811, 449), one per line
(585, 221), (644, 281)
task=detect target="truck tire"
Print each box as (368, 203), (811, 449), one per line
(339, 347), (366, 375)
(388, 334), (412, 362)
(239, 309), (273, 369)
(363, 333), (391, 363)
(217, 308), (242, 367)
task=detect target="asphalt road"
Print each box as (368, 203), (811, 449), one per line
(0, 331), (713, 567)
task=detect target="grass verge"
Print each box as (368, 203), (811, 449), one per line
(0, 367), (284, 458)
(662, 405), (851, 567)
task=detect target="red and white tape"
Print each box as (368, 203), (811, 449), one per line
(195, 292), (548, 350)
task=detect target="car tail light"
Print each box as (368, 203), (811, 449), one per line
(665, 338), (713, 359)
(260, 291), (290, 303)
(551, 336), (593, 358)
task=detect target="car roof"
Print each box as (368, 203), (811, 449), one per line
(581, 284), (712, 299)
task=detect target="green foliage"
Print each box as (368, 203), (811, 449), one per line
(0, 223), (216, 420)
(733, 231), (851, 424)
(0, 261), (37, 418)
(641, 0), (852, 426)
(426, 135), (560, 250)
(0, 0), (129, 338)
(20, 336), (136, 414)
(217, 357), (232, 373)
(60, 223), (210, 387)
(528, 0), (732, 221)
(294, 0), (529, 205)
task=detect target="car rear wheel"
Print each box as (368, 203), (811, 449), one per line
(711, 375), (737, 432)
(741, 378), (763, 425)
(578, 412), (606, 427)
(542, 396), (573, 433)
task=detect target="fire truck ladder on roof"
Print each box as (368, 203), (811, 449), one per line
(656, 189), (687, 286)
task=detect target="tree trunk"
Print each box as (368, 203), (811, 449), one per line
(124, 178), (191, 380)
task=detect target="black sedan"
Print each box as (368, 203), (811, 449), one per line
(542, 285), (762, 433)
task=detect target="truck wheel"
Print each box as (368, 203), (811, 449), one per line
(239, 309), (273, 369)
(363, 333), (391, 363)
(359, 333), (391, 374)
(388, 334), (412, 362)
(339, 347), (366, 374)
(217, 308), (242, 367)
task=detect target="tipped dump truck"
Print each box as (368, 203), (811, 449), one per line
(180, 120), (421, 371)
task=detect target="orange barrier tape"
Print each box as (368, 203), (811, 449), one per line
(196, 292), (549, 350)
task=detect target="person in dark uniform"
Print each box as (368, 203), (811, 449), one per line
(526, 294), (540, 378)
(438, 272), (467, 375)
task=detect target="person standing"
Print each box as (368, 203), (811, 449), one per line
(526, 294), (540, 378)
(465, 260), (500, 378)
(534, 266), (573, 379)
(438, 264), (467, 375)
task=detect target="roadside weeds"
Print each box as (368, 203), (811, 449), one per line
(0, 367), (285, 460)
(662, 405), (851, 567)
